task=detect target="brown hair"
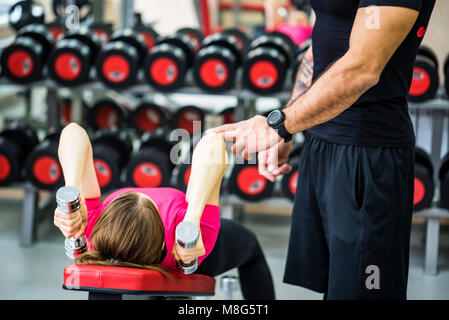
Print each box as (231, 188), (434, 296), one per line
(76, 191), (168, 276)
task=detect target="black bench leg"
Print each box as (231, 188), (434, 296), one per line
(88, 292), (122, 300)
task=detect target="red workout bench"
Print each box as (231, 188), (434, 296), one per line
(63, 264), (216, 300)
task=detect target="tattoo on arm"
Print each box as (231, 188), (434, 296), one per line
(285, 51), (314, 108)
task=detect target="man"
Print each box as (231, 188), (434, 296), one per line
(209, 0), (435, 299)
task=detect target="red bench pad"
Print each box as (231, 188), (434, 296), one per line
(63, 264), (215, 295)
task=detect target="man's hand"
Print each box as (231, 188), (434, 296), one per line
(207, 115), (282, 159)
(258, 140), (293, 182)
(172, 231), (206, 265)
(53, 198), (87, 239)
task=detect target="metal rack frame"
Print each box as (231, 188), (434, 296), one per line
(1, 79), (448, 276)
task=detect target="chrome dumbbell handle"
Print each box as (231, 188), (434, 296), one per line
(56, 186), (87, 260)
(175, 221), (200, 274)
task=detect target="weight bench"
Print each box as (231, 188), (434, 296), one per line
(63, 264), (215, 300)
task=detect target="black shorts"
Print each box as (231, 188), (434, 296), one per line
(283, 134), (415, 299)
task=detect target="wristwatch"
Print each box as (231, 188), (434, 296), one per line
(266, 109), (292, 142)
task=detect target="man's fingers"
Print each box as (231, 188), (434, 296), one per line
(206, 123), (238, 135)
(272, 163), (292, 176)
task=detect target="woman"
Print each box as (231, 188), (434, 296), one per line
(54, 122), (275, 299)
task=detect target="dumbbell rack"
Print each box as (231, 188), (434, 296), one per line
(1, 78), (449, 276)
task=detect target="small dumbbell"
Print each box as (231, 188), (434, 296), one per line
(176, 27), (204, 53)
(96, 28), (147, 88)
(143, 33), (195, 91)
(24, 131), (64, 191)
(132, 102), (173, 133)
(242, 32), (294, 94)
(281, 144), (303, 201)
(91, 129), (133, 192)
(86, 99), (129, 130)
(0, 122), (39, 186)
(229, 158), (274, 202)
(413, 148), (434, 211)
(48, 27), (102, 86)
(8, 1), (44, 31)
(56, 186), (88, 260)
(1, 24), (54, 83)
(408, 46), (440, 102)
(135, 23), (159, 52)
(125, 130), (176, 188)
(175, 221), (200, 274)
(90, 23), (113, 43)
(193, 31), (245, 93)
(174, 105), (207, 135)
(46, 20), (65, 42)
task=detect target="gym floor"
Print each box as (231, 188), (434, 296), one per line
(0, 195), (449, 300)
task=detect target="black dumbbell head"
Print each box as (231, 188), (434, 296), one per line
(408, 53), (439, 102)
(414, 148), (434, 211)
(444, 54), (449, 97)
(110, 28), (148, 59)
(229, 162), (274, 202)
(174, 163), (191, 192)
(0, 123), (39, 186)
(156, 34), (195, 67)
(174, 106), (206, 135)
(9, 1), (45, 31)
(46, 21), (65, 42)
(86, 100), (127, 130)
(135, 24), (159, 51)
(221, 28), (250, 52)
(242, 47), (288, 94)
(24, 132), (63, 191)
(176, 27), (204, 52)
(249, 33), (293, 66)
(18, 24), (54, 54)
(133, 103), (171, 133)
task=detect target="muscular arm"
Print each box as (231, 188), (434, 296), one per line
(283, 6), (419, 134)
(183, 133), (228, 225)
(286, 45), (314, 107)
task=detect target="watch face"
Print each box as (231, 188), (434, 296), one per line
(268, 110), (283, 126)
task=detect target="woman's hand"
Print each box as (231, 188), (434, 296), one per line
(53, 198), (87, 239)
(172, 229), (206, 265)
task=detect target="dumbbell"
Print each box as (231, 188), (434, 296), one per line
(48, 27), (102, 86)
(438, 152), (449, 210)
(132, 102), (173, 133)
(8, 0), (44, 31)
(193, 31), (245, 93)
(408, 46), (440, 102)
(175, 221), (200, 274)
(444, 54), (449, 98)
(91, 129), (133, 192)
(125, 130), (176, 188)
(56, 186), (88, 260)
(176, 27), (204, 53)
(46, 20), (65, 42)
(96, 28), (147, 88)
(221, 28), (250, 52)
(143, 33), (195, 91)
(414, 148), (434, 211)
(90, 23), (113, 43)
(220, 107), (236, 124)
(173, 163), (192, 192)
(1, 24), (54, 83)
(0, 122), (39, 186)
(86, 99), (129, 130)
(135, 24), (159, 52)
(242, 32), (294, 94)
(228, 158), (275, 202)
(174, 105), (207, 135)
(24, 131), (64, 191)
(281, 144), (303, 201)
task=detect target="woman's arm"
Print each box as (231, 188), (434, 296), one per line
(58, 122), (100, 199)
(172, 133), (228, 264)
(54, 123), (100, 239)
(184, 133), (228, 224)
